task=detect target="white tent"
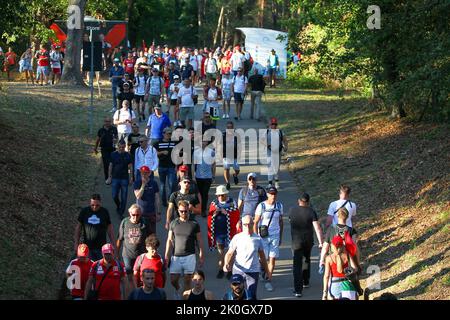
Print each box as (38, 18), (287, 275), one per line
(236, 27), (288, 78)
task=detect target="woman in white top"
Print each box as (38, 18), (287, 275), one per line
(169, 75), (181, 119)
(203, 78), (222, 124)
(221, 72), (233, 119)
(113, 100), (137, 145)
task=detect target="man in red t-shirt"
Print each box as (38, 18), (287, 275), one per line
(133, 234), (166, 288)
(123, 52), (135, 79)
(66, 244), (94, 300)
(35, 44), (50, 86)
(84, 243), (127, 300)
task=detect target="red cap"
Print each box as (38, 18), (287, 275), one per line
(140, 166), (150, 173)
(179, 165), (189, 172)
(270, 117), (278, 124)
(101, 243), (114, 255)
(77, 244), (89, 257)
(331, 235), (344, 248)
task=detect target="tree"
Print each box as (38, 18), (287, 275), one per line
(60, 0), (86, 86)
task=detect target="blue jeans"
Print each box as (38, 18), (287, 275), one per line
(112, 178), (129, 215)
(112, 84), (119, 109)
(158, 167), (176, 205)
(122, 256), (137, 275)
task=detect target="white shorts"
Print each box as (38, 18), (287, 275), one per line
(170, 254), (196, 275)
(223, 158), (240, 170)
(262, 234), (280, 259)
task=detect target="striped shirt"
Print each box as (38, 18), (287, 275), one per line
(155, 141), (177, 168)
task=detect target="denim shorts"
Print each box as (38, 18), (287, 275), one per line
(262, 234), (280, 258)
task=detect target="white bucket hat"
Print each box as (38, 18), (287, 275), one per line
(215, 185), (229, 196)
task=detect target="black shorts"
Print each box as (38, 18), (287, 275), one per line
(134, 94), (145, 103)
(170, 99), (178, 106)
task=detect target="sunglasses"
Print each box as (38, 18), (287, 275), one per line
(178, 210), (188, 213)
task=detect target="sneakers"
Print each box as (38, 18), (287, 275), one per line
(264, 281), (274, 292)
(303, 284), (310, 288)
(222, 114), (227, 119)
(233, 175), (239, 185)
(226, 183), (231, 190)
(293, 291), (303, 298)
(216, 270), (224, 279)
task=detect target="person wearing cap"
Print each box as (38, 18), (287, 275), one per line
(74, 194), (116, 261)
(35, 43), (50, 86)
(222, 274), (252, 300)
(84, 243), (127, 300)
(134, 165), (161, 234)
(253, 185), (284, 292)
(222, 121), (241, 190)
(119, 72), (134, 93)
(106, 139), (133, 218)
(169, 74), (181, 119)
(231, 66), (248, 120)
(127, 123), (141, 181)
(322, 235), (359, 300)
(66, 244), (94, 300)
(165, 200), (204, 300)
(118, 81), (135, 112)
(180, 57), (194, 81)
(155, 127), (177, 207)
(237, 173), (267, 220)
(95, 117), (118, 183)
(113, 100), (137, 145)
(230, 45), (246, 77)
(145, 103), (171, 147)
(263, 117), (287, 189)
(224, 214), (270, 300)
(49, 45), (63, 85)
(109, 58), (125, 112)
(221, 70), (233, 118)
(204, 51), (219, 84)
(145, 68), (164, 113)
(116, 204), (152, 289)
(165, 176), (201, 230)
(248, 67), (266, 121)
(207, 185), (240, 279)
(134, 134), (158, 179)
(167, 53), (180, 71)
(267, 49), (279, 87)
(177, 78), (197, 128)
(288, 193), (324, 297)
(134, 67), (149, 122)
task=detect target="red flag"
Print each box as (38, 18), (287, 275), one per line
(103, 23), (126, 49)
(344, 231), (358, 257)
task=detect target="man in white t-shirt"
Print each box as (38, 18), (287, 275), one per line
(326, 184), (356, 228)
(231, 68), (248, 120)
(230, 46), (245, 76)
(224, 215), (270, 300)
(145, 68), (164, 113)
(177, 79), (197, 128)
(134, 68), (148, 122)
(169, 75), (181, 119)
(253, 185), (283, 292)
(113, 100), (137, 144)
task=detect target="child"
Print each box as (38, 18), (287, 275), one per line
(133, 234), (166, 288)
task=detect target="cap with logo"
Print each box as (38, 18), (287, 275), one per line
(230, 274), (244, 284)
(77, 244), (89, 257)
(179, 165), (189, 172)
(101, 243), (114, 255)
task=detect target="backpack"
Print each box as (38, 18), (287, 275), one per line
(241, 186), (267, 204)
(135, 74), (149, 88)
(266, 128), (284, 151)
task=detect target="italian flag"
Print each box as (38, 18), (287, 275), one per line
(340, 280), (357, 300)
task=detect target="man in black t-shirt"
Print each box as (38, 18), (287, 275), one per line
(118, 82), (135, 110)
(94, 118), (118, 183)
(165, 176), (201, 230)
(156, 127), (177, 207)
(248, 68), (266, 121)
(288, 193), (324, 297)
(127, 123), (141, 181)
(128, 269), (167, 300)
(74, 194), (116, 261)
(164, 201), (204, 299)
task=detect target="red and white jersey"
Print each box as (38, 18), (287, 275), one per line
(66, 258), (94, 298)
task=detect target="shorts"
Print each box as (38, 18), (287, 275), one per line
(215, 233), (229, 247)
(262, 234), (280, 259)
(122, 256), (137, 275)
(234, 92), (244, 103)
(223, 91), (232, 101)
(37, 66), (49, 76)
(179, 107), (194, 121)
(134, 94), (145, 103)
(170, 254), (196, 275)
(223, 158), (240, 170)
(268, 68), (276, 76)
(52, 68), (61, 75)
(149, 95), (160, 106)
(170, 99), (178, 106)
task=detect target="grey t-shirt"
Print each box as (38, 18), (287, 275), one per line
(118, 217), (151, 259)
(170, 218), (200, 256)
(238, 186), (267, 217)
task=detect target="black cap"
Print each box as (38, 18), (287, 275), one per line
(266, 185), (278, 194)
(300, 192), (310, 202)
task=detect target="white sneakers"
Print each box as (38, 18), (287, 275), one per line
(264, 281), (274, 292)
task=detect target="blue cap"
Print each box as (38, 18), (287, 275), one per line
(230, 274), (244, 284)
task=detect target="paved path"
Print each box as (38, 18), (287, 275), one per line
(98, 87), (322, 300)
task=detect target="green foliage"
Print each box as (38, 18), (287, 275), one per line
(286, 64), (325, 89)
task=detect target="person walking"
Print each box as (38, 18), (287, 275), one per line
(203, 77), (222, 124)
(118, 82), (135, 111)
(263, 117), (288, 189)
(116, 204), (152, 292)
(128, 269), (167, 300)
(109, 58), (125, 112)
(267, 49), (279, 88)
(183, 270), (214, 300)
(204, 51), (219, 83)
(35, 44), (50, 86)
(49, 45), (63, 85)
(165, 201), (205, 300)
(133, 67), (149, 121)
(222, 121), (241, 190)
(133, 234), (166, 289)
(325, 184), (357, 229)
(4, 47), (17, 82)
(177, 78), (197, 128)
(253, 185), (283, 292)
(248, 68), (266, 121)
(289, 193), (324, 297)
(193, 140), (216, 217)
(133, 165), (161, 234)
(113, 100), (137, 144)
(223, 215), (270, 300)
(237, 173), (267, 221)
(134, 135), (159, 180)
(168, 74), (181, 119)
(145, 68), (164, 113)
(127, 123), (141, 181)
(74, 194), (116, 261)
(84, 243), (126, 300)
(231, 67), (248, 120)
(155, 127), (177, 207)
(19, 47), (34, 85)
(207, 185), (240, 279)
(221, 71), (233, 119)
(145, 104), (171, 147)
(94, 117), (118, 184)
(66, 244), (94, 300)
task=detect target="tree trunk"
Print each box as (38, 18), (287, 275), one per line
(126, 0), (134, 21)
(213, 6), (225, 48)
(223, 14), (230, 49)
(197, 0), (203, 47)
(60, 0), (86, 86)
(258, 0), (265, 28)
(391, 102), (406, 118)
(272, 0), (278, 29)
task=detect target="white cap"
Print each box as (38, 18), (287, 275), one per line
(247, 172), (257, 180)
